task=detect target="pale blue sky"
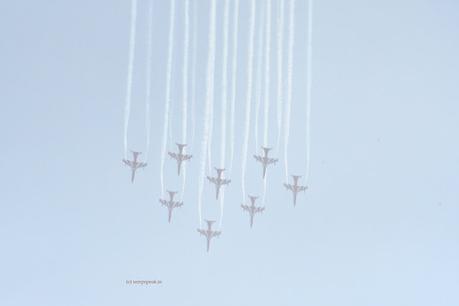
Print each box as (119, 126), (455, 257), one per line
(1, 1), (458, 305)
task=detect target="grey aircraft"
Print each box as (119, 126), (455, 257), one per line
(197, 220), (221, 252)
(122, 151), (147, 183)
(241, 195), (265, 228)
(207, 168), (231, 200)
(253, 147), (278, 178)
(168, 143), (192, 175)
(159, 191), (183, 223)
(284, 175), (308, 206)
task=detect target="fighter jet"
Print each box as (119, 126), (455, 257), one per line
(283, 175), (308, 206)
(159, 191), (183, 223)
(253, 147), (278, 178)
(241, 195), (265, 228)
(207, 168), (231, 200)
(197, 220), (221, 252)
(168, 143), (192, 175)
(122, 151), (147, 183)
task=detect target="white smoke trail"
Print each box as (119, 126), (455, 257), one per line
(219, 0), (230, 228)
(228, 0), (240, 174)
(144, 0), (154, 161)
(207, 0), (218, 174)
(182, 0), (190, 145)
(305, 0), (313, 183)
(181, 0), (190, 198)
(263, 0), (272, 147)
(207, 35), (215, 175)
(190, 0), (198, 147)
(261, 0), (272, 205)
(241, 0), (256, 200)
(275, 0), (285, 150)
(254, 4), (265, 152)
(207, 89), (214, 173)
(123, 0), (138, 159)
(160, 0), (176, 195)
(220, 0), (230, 169)
(283, 0), (295, 180)
(198, 0), (217, 226)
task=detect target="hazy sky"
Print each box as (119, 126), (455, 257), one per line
(1, 0), (458, 305)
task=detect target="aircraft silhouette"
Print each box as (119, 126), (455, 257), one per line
(159, 191), (183, 223)
(207, 168), (231, 200)
(253, 147), (278, 178)
(168, 143), (192, 175)
(122, 151), (147, 183)
(197, 220), (221, 252)
(284, 175), (308, 206)
(241, 195), (265, 228)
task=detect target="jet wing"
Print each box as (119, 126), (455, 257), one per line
(221, 179), (231, 185)
(255, 207), (265, 213)
(241, 204), (251, 212)
(183, 154), (192, 161)
(207, 177), (218, 184)
(298, 186), (308, 192)
(211, 231), (221, 238)
(137, 162), (147, 168)
(122, 159), (133, 167)
(197, 229), (207, 236)
(253, 155), (263, 163)
(159, 199), (168, 206)
(267, 158), (278, 165)
(284, 183), (293, 191)
(172, 201), (184, 208)
(168, 152), (178, 160)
